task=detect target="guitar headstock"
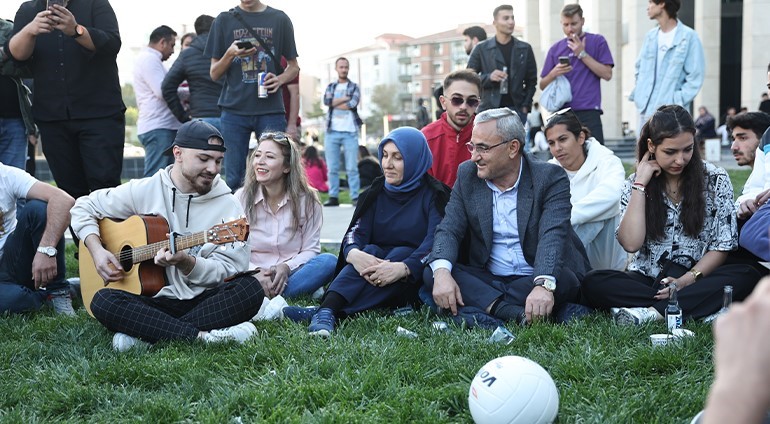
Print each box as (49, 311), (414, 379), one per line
(206, 218), (250, 245)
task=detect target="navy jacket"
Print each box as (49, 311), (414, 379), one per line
(162, 33), (223, 122)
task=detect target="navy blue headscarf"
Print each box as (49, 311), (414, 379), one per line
(377, 127), (433, 193)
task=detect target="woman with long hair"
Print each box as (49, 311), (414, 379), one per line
(236, 132), (336, 300)
(545, 109), (626, 270)
(301, 145), (328, 193)
(285, 127), (451, 336)
(581, 105), (760, 325)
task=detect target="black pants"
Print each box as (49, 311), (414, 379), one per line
(581, 265), (761, 319)
(422, 264), (580, 312)
(90, 276), (264, 343)
(37, 113), (125, 199)
(574, 110), (604, 144)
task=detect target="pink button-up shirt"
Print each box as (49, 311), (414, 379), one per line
(239, 189), (323, 271)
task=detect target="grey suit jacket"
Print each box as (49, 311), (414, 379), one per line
(467, 37), (537, 114)
(428, 154), (591, 280)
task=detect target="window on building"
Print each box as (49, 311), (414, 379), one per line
(433, 62), (443, 74)
(373, 55), (379, 66)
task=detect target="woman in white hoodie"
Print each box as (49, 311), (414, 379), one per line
(546, 108), (627, 270)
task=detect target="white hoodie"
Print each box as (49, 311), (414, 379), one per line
(549, 138), (625, 225)
(71, 166), (249, 300)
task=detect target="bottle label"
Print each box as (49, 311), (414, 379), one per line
(667, 313), (682, 332)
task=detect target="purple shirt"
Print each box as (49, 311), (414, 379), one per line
(541, 32), (614, 112)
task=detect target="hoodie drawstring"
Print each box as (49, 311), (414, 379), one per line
(185, 195), (193, 228)
(171, 187), (177, 213)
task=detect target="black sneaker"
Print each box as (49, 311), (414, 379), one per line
(323, 197), (339, 207)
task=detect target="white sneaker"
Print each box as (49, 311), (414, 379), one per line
(311, 286), (325, 301)
(112, 332), (148, 352)
(203, 322), (257, 344)
(612, 307), (659, 326)
(49, 288), (76, 316)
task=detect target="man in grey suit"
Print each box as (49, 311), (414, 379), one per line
(425, 107), (589, 324)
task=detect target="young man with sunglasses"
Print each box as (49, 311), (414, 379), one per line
(424, 107), (590, 325)
(422, 70), (482, 187)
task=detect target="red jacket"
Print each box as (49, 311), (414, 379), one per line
(421, 112), (473, 187)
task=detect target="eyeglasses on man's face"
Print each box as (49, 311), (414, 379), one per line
(449, 96), (480, 108)
(465, 139), (511, 154)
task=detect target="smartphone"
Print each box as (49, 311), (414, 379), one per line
(558, 56), (569, 66)
(47, 0), (66, 8)
(236, 40), (254, 50)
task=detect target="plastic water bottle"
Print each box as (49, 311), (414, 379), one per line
(666, 283), (682, 332)
(499, 66), (508, 95)
(704, 285), (733, 324)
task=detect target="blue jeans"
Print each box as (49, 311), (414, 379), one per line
(220, 110), (286, 191)
(324, 130), (360, 199)
(0, 200), (67, 313)
(199, 117), (222, 133)
(138, 128), (177, 177)
(283, 253), (338, 299)
(0, 118), (28, 170)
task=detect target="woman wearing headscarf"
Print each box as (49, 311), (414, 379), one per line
(299, 127), (451, 336)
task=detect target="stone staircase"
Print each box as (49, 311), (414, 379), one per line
(604, 137), (637, 161)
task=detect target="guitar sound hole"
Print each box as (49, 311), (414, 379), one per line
(120, 245), (134, 272)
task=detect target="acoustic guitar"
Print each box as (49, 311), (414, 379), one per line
(79, 215), (249, 317)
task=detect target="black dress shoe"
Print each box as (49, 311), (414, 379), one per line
(323, 197), (339, 206)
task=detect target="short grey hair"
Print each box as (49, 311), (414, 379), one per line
(474, 108), (526, 147)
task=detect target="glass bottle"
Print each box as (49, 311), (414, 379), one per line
(666, 283), (682, 332)
(705, 285), (733, 323)
(499, 66), (508, 95)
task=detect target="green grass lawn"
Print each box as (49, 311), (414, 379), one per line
(6, 169), (753, 422)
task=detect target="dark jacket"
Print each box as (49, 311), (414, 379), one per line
(467, 37), (537, 114)
(162, 34), (223, 122)
(427, 154), (590, 280)
(334, 174), (452, 275)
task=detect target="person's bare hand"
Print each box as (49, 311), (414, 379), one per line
(31, 253), (57, 290)
(524, 286), (554, 323)
(432, 268), (464, 315)
(635, 151), (661, 185)
(347, 249), (383, 277)
(49, 4), (76, 36)
(490, 68), (508, 83)
(24, 10), (55, 36)
(362, 261), (407, 287)
(737, 198), (758, 220)
(550, 62), (572, 77)
(90, 247), (123, 283)
(263, 263), (290, 296)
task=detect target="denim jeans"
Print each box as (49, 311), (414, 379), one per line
(0, 200), (67, 313)
(220, 110), (286, 191)
(0, 118), (28, 170)
(324, 130), (360, 199)
(199, 117), (222, 133)
(138, 128), (177, 177)
(283, 253), (337, 299)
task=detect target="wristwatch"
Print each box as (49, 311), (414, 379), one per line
(36, 246), (57, 257)
(72, 24), (85, 39)
(577, 50), (588, 60)
(534, 277), (556, 292)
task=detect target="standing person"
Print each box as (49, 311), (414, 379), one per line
(302, 145), (328, 193)
(467, 4), (537, 122)
(581, 105), (760, 325)
(424, 108), (589, 324)
(7, 0), (126, 200)
(180, 32), (195, 50)
(545, 109), (627, 270)
(0, 162), (74, 315)
(71, 120), (263, 352)
(205, 0), (300, 191)
(434, 25), (487, 120)
(539, 4), (614, 144)
(323, 57), (362, 207)
(280, 57), (300, 140)
(134, 25), (182, 178)
(629, 0), (705, 133)
(236, 132), (336, 300)
(295, 127), (450, 337)
(415, 98), (430, 129)
(162, 15), (224, 132)
(0, 18), (37, 171)
(694, 106), (717, 145)
(422, 69), (481, 187)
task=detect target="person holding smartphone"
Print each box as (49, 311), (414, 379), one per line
(7, 0), (125, 202)
(581, 105), (761, 326)
(539, 3), (614, 144)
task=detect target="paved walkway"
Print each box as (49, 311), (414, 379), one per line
(320, 204), (355, 248)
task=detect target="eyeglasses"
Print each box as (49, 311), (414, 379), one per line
(259, 132), (290, 142)
(466, 140), (511, 154)
(449, 96), (480, 108)
(545, 107), (578, 124)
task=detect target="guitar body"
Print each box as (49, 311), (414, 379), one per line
(79, 215), (169, 317)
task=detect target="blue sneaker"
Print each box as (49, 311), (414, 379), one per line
(452, 306), (504, 329)
(554, 303), (594, 324)
(308, 308), (336, 337)
(282, 306), (319, 323)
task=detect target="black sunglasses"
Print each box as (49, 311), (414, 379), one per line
(449, 96), (480, 108)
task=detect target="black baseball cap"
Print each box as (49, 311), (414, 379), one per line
(163, 119), (226, 155)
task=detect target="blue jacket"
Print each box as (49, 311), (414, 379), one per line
(629, 20), (704, 115)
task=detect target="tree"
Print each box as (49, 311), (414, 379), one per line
(122, 83), (136, 108)
(367, 84), (399, 137)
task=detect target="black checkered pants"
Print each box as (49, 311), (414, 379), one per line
(91, 276), (263, 343)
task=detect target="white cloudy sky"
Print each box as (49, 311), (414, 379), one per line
(1, 0), (515, 80)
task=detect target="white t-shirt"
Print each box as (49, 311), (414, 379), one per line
(330, 82), (357, 133)
(0, 164), (37, 257)
(656, 27), (677, 80)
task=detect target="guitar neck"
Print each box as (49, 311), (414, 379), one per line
(130, 231), (207, 263)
